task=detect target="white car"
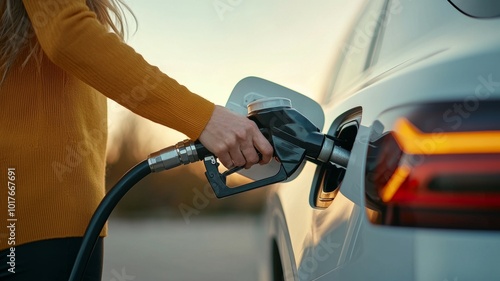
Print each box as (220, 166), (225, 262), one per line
(255, 0), (500, 280)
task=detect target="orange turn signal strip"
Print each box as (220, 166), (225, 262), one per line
(380, 165), (411, 203)
(393, 118), (500, 155)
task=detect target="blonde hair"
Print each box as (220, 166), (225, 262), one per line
(0, 0), (135, 84)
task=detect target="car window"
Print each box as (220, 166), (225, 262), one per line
(326, 0), (389, 103)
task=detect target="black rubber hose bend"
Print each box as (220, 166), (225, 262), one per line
(69, 160), (151, 281)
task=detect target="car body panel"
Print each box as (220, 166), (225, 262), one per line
(264, 0), (500, 280)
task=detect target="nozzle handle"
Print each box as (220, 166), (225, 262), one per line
(203, 155), (288, 198)
(201, 133), (309, 198)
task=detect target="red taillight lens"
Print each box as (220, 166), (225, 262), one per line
(366, 103), (500, 230)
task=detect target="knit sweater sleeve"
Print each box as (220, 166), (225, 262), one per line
(22, 0), (215, 140)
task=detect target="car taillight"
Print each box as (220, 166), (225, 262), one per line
(365, 102), (500, 230)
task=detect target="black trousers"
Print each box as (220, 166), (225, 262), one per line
(0, 237), (103, 281)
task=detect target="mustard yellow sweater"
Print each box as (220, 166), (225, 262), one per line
(0, 0), (215, 250)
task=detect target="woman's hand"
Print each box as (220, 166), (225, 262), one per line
(198, 105), (274, 169)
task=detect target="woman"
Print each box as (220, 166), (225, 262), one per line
(0, 0), (273, 280)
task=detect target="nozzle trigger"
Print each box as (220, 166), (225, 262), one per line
(203, 155), (288, 198)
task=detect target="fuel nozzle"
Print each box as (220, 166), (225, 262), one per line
(247, 97), (350, 168)
(201, 97), (351, 198)
(147, 97), (351, 198)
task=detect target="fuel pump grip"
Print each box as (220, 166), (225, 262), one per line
(69, 97), (350, 281)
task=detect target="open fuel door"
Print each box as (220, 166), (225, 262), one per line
(225, 77), (325, 182)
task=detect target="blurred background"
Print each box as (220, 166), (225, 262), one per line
(102, 0), (363, 280)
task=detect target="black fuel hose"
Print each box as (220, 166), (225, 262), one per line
(69, 160), (151, 281)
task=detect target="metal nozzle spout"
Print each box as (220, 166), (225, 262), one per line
(317, 137), (351, 168)
(329, 145), (350, 168)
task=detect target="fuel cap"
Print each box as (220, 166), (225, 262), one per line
(247, 97), (292, 114)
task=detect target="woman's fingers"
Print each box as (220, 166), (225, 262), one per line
(198, 105), (274, 169)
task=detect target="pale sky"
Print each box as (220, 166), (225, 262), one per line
(108, 0), (364, 155)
